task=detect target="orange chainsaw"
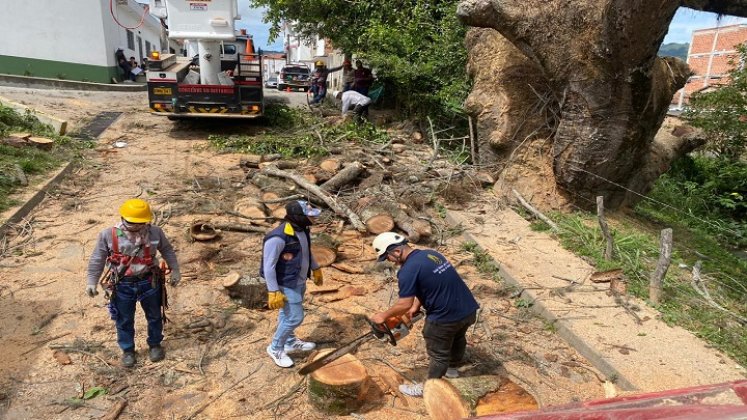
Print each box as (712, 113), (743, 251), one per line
(298, 311), (424, 375)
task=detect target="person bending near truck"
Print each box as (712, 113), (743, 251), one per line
(262, 200), (325, 368)
(333, 89), (371, 123)
(370, 232), (479, 397)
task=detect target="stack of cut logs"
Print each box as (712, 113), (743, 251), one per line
(239, 155), (433, 242)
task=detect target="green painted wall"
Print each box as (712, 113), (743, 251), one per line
(0, 55), (120, 83)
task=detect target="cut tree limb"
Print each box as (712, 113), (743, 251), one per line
(512, 189), (559, 232)
(100, 399), (127, 420)
(321, 161), (365, 192)
(649, 228), (672, 304)
(691, 261), (747, 326)
(261, 164), (366, 232)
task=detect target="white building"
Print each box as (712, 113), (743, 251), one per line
(0, 0), (165, 83)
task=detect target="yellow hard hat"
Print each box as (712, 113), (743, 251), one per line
(119, 198), (153, 223)
(315, 60), (325, 67)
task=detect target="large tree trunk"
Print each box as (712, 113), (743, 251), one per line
(456, 1), (712, 209)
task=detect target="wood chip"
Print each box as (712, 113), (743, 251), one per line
(53, 350), (72, 365)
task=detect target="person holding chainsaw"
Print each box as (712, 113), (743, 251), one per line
(85, 198), (180, 368)
(262, 200), (324, 368)
(371, 232), (479, 397)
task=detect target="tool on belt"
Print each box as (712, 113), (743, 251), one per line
(298, 311), (424, 375)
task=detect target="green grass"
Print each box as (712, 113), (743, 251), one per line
(0, 104), (92, 213)
(529, 210), (747, 367)
(208, 104), (390, 158)
(461, 241), (502, 281)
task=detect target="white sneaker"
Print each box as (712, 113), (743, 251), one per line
(266, 345), (294, 368)
(445, 368), (460, 378)
(284, 338), (316, 352)
(399, 383), (424, 397)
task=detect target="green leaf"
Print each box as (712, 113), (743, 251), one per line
(83, 386), (107, 400)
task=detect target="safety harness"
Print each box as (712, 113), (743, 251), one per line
(102, 227), (170, 323)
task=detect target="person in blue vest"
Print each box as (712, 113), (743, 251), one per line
(85, 199), (181, 368)
(262, 200), (324, 367)
(370, 232), (479, 397)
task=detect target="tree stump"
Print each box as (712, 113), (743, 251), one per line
(308, 350), (370, 415)
(234, 197), (267, 219)
(28, 136), (54, 150)
(424, 376), (537, 420)
(222, 275), (267, 309)
(319, 158), (342, 173)
(311, 244), (337, 267)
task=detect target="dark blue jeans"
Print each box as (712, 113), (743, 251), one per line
(113, 277), (163, 352)
(422, 312), (477, 379)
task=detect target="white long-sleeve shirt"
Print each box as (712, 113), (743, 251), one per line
(341, 90), (372, 115)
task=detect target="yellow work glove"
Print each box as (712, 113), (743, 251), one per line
(312, 269), (324, 286)
(268, 291), (287, 310)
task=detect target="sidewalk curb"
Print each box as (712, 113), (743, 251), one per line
(0, 95), (68, 135)
(0, 74), (147, 92)
(0, 162), (75, 238)
(444, 211), (638, 391)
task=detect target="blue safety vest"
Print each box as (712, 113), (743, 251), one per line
(259, 222), (312, 287)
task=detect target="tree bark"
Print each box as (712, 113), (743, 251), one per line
(320, 161), (365, 192)
(457, 1), (696, 209)
(222, 275), (267, 309)
(650, 228), (673, 304)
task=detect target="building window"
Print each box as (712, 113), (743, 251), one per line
(146, 41), (152, 56)
(126, 30), (135, 50)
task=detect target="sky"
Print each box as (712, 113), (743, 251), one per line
(235, 2), (283, 51)
(664, 8), (747, 44)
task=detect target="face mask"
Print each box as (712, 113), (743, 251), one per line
(123, 220), (147, 232)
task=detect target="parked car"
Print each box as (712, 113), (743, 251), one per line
(278, 64), (311, 91)
(265, 76), (278, 88)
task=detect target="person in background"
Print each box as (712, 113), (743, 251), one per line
(310, 60), (343, 105)
(353, 60), (374, 96)
(341, 59), (355, 92)
(334, 90), (371, 123)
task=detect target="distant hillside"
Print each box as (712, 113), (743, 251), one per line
(659, 43), (689, 61)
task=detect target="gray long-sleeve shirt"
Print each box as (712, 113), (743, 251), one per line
(262, 229), (319, 291)
(86, 225), (180, 286)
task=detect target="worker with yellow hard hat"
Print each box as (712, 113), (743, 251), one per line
(309, 59), (344, 105)
(85, 198), (180, 368)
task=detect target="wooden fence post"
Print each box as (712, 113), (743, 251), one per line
(649, 228), (673, 304)
(596, 196), (614, 260)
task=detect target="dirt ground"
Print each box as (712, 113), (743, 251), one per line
(0, 87), (610, 419)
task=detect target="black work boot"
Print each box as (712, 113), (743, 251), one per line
(149, 345), (165, 362)
(121, 351), (136, 368)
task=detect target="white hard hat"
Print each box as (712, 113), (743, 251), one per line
(372, 232), (407, 261)
(332, 90), (341, 98)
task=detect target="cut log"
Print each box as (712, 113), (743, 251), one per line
(101, 399), (128, 420)
(1, 136), (29, 148)
(319, 285), (366, 303)
(9, 132), (31, 140)
(311, 244), (337, 267)
(331, 262), (365, 274)
(355, 193), (426, 242)
(305, 168), (334, 183)
(424, 376), (537, 420)
(222, 271), (241, 288)
(303, 173), (318, 184)
(308, 350), (370, 415)
(190, 221), (221, 241)
(320, 161), (365, 192)
(260, 192), (285, 211)
(308, 285), (341, 294)
(357, 171), (387, 191)
(234, 197), (267, 219)
(222, 275), (267, 309)
(259, 160), (298, 170)
(320, 158), (342, 173)
(239, 154), (263, 169)
(360, 209), (395, 235)
(271, 207), (286, 219)
(28, 136), (54, 150)
(261, 164), (367, 232)
(212, 223), (266, 234)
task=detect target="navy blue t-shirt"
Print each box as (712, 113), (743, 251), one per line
(398, 249), (479, 323)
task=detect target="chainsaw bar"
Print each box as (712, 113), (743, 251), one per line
(297, 333), (374, 375)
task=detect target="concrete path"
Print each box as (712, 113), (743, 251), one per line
(447, 205), (746, 391)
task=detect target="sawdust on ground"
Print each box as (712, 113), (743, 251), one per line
(0, 88), (608, 419)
